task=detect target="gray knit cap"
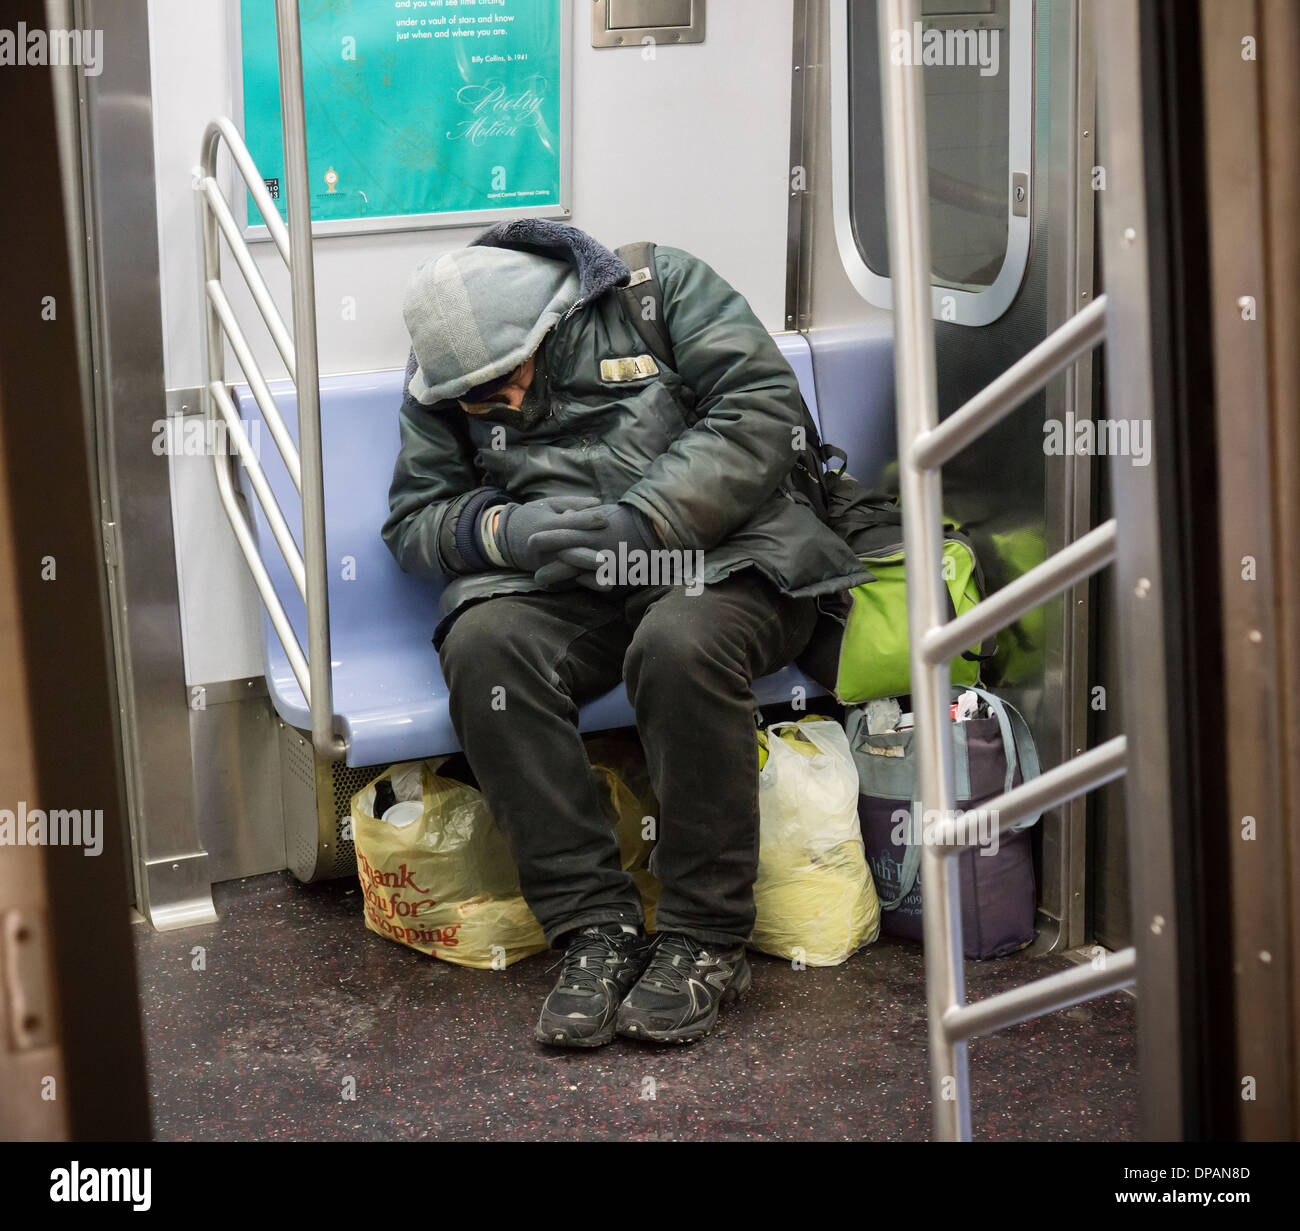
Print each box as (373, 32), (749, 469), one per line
(402, 245), (580, 404)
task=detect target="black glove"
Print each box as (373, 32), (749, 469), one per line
(490, 496), (606, 572)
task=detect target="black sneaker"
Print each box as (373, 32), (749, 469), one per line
(616, 933), (752, 1044)
(535, 923), (653, 1048)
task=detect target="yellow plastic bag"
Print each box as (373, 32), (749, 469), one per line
(750, 719), (880, 966)
(351, 761), (543, 969)
(352, 743), (661, 969)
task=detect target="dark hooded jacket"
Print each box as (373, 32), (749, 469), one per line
(383, 220), (868, 646)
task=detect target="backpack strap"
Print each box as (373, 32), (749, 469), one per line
(614, 241), (675, 372)
(877, 811), (923, 911)
(966, 686), (1043, 830)
(822, 443), (850, 475)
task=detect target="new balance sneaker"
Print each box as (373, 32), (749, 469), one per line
(535, 922), (654, 1048)
(616, 933), (752, 1044)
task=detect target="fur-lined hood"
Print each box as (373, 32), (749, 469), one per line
(470, 217), (630, 306)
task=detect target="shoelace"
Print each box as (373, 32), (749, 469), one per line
(639, 934), (712, 993)
(547, 928), (632, 994)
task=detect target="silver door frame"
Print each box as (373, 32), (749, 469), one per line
(67, 0), (216, 930)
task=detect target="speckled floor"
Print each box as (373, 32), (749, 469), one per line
(131, 872), (1138, 1141)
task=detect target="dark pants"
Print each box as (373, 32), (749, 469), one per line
(438, 573), (818, 948)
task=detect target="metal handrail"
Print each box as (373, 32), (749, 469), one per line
(208, 381), (306, 600)
(911, 293), (1109, 471)
(196, 0), (345, 759)
(878, 0), (1130, 1141)
(942, 947), (1138, 1042)
(929, 735), (1127, 849)
(202, 177), (297, 377)
(203, 273), (301, 490)
(920, 519), (1118, 665)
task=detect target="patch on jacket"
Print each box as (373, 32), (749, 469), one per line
(599, 354), (660, 383)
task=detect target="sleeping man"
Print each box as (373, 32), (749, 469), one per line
(384, 218), (863, 1046)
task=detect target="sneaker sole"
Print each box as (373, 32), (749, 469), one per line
(534, 1015), (617, 1049)
(615, 959), (752, 1045)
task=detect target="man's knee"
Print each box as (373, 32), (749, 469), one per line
(439, 599), (543, 687)
(624, 600), (745, 696)
(624, 579), (817, 698)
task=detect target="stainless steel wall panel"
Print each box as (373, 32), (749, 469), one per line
(189, 694), (286, 883)
(1095, 0), (1188, 1141)
(1199, 0), (1296, 1141)
(78, 0), (215, 929)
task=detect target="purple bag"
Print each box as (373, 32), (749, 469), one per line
(845, 689), (1038, 959)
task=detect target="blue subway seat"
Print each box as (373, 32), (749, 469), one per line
(234, 333), (838, 767)
(804, 321), (896, 490)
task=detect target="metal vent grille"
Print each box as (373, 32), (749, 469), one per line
(293, 827), (320, 879)
(325, 759), (391, 878)
(278, 721), (391, 882)
(283, 728), (316, 791)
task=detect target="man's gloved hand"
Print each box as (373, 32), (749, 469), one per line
(527, 502), (657, 564)
(534, 547), (618, 592)
(490, 496), (606, 573)
(529, 504), (658, 590)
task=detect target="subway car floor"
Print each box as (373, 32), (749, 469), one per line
(130, 872), (1139, 1141)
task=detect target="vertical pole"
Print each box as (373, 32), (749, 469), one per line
(274, 0), (344, 758)
(877, 0), (968, 1139)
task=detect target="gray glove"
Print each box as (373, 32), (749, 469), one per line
(526, 502), (657, 564)
(533, 547), (618, 592)
(490, 496), (605, 573)
(530, 502), (659, 592)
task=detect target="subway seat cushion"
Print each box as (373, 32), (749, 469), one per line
(232, 332), (886, 768)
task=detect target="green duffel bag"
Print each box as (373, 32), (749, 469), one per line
(797, 483), (993, 704)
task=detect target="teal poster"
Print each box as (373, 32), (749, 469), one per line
(238, 0), (566, 231)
